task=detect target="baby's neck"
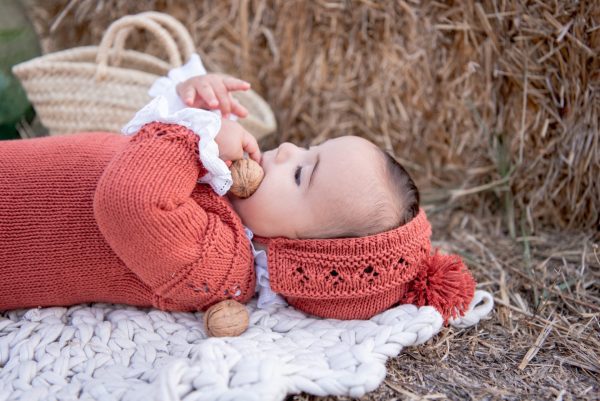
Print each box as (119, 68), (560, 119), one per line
(223, 193), (265, 250)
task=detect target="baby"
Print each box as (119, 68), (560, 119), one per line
(0, 55), (476, 322)
(169, 70), (419, 241)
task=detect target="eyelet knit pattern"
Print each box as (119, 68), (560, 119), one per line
(0, 122), (255, 313)
(254, 209), (476, 321)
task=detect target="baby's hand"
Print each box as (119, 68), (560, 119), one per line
(176, 74), (251, 119)
(216, 118), (261, 165)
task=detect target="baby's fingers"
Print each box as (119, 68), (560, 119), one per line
(212, 80), (232, 118)
(242, 131), (261, 164)
(223, 76), (251, 91)
(193, 81), (219, 109)
(176, 82), (197, 106)
(230, 94), (249, 118)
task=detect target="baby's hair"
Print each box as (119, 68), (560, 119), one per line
(381, 150), (420, 227)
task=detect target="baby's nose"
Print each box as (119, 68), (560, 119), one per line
(275, 142), (298, 163)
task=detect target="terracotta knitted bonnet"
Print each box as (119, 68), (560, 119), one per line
(253, 209), (476, 322)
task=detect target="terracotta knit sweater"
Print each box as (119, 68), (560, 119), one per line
(0, 122), (255, 312)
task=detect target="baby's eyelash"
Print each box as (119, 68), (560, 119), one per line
(295, 166), (302, 185)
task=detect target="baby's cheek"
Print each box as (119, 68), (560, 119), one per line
(231, 194), (259, 226)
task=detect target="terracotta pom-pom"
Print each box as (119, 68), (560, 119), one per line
(203, 299), (249, 337)
(401, 251), (476, 323)
(229, 158), (264, 198)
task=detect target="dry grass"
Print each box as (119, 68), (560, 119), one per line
(19, 1), (600, 399)
(23, 0), (599, 233)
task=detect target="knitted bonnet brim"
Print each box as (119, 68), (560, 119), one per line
(254, 209), (476, 321)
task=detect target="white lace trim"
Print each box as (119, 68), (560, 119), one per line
(121, 53), (233, 196)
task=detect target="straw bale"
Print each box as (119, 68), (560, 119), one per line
(22, 0), (599, 232)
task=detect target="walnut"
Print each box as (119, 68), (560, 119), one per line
(203, 300), (249, 337)
(229, 158), (264, 198)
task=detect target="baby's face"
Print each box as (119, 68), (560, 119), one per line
(228, 135), (381, 239)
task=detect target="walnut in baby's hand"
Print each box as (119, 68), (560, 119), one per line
(215, 115), (264, 198)
(176, 73), (251, 119)
(229, 158), (264, 198)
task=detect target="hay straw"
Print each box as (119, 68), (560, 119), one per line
(21, 0), (599, 232)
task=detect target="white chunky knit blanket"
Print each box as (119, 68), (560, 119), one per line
(0, 291), (493, 401)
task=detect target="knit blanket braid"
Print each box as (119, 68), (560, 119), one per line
(0, 292), (493, 400)
(0, 123), (255, 313)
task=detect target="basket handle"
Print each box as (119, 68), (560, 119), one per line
(96, 15), (182, 78)
(113, 12), (195, 64)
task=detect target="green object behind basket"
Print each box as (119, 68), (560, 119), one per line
(0, 0), (41, 140)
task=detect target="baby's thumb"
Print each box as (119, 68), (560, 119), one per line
(242, 132), (261, 163)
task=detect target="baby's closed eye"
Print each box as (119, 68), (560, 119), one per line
(295, 166), (302, 185)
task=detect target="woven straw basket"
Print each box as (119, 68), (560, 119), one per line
(12, 12), (277, 139)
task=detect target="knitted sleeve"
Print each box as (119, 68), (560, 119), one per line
(93, 122), (212, 295)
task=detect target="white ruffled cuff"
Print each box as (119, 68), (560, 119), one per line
(121, 53), (233, 196)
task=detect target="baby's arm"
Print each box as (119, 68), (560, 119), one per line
(93, 54), (259, 310)
(93, 123), (214, 298)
